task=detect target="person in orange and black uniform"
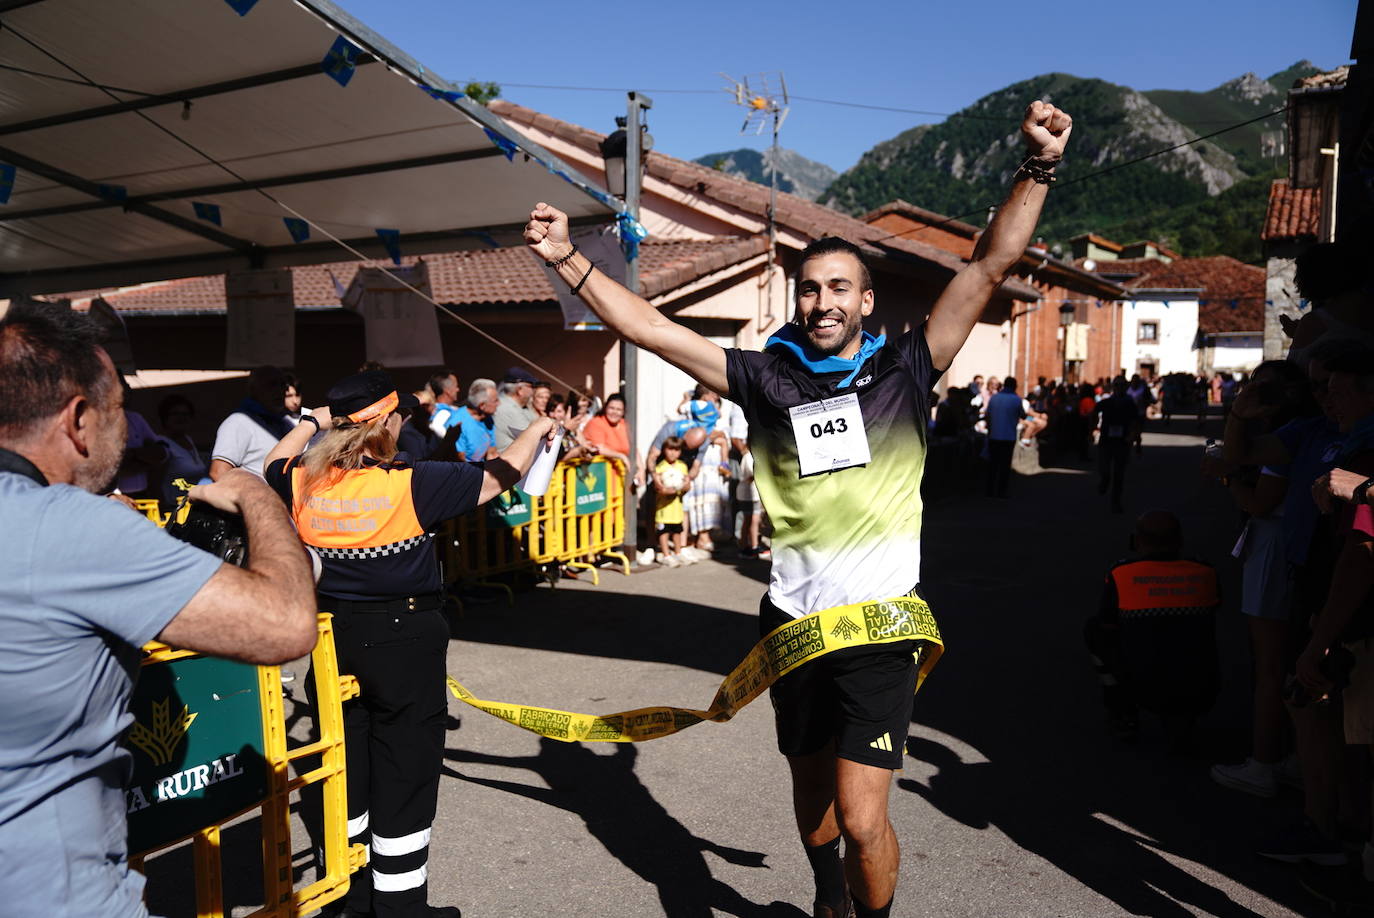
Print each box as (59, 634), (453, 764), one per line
(1084, 510), (1220, 746)
(262, 370), (556, 918)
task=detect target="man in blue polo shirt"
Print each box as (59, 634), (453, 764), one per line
(0, 302), (317, 918)
(984, 376), (1026, 498)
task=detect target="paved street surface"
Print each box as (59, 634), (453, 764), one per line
(145, 415), (1319, 916)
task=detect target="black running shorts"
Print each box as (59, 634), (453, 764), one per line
(759, 590), (922, 770)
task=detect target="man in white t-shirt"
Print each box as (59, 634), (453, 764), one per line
(209, 366), (293, 480)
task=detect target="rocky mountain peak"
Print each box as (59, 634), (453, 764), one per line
(1218, 72), (1276, 104)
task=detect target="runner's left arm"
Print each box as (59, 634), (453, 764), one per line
(925, 101), (1073, 371)
(525, 204), (729, 394)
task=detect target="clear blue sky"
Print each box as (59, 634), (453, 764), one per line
(335, 0), (1358, 174)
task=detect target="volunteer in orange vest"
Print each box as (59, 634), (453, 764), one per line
(263, 369), (556, 918)
(1084, 510), (1220, 746)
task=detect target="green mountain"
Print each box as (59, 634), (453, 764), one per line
(821, 63), (1322, 261)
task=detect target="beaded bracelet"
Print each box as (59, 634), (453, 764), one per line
(1014, 156), (1059, 185)
(545, 245), (579, 269)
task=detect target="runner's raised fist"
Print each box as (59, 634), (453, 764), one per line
(1022, 101), (1073, 163)
(524, 202), (572, 262)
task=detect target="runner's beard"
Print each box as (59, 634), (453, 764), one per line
(805, 308), (864, 357)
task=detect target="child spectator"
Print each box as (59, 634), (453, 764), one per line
(653, 437), (692, 567)
(736, 446), (765, 559)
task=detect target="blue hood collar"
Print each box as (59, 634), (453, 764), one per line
(765, 324), (886, 389)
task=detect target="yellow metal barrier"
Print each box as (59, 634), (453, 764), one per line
(550, 457), (630, 584)
(439, 456), (631, 590)
(130, 615), (362, 917)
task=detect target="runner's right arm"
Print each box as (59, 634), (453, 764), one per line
(524, 204), (729, 394)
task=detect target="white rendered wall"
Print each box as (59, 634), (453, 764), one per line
(1118, 298), (1199, 376)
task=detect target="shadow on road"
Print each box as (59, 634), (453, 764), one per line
(454, 593), (761, 677)
(900, 417), (1313, 915)
(444, 740), (805, 918)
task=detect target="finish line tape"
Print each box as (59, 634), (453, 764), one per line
(446, 595), (943, 743)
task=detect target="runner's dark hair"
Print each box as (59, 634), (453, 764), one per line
(0, 300), (114, 436)
(798, 236), (872, 292)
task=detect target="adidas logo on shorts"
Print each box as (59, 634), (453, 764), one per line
(869, 732), (892, 753)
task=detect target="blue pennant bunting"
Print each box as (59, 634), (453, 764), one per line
(1299, 298), (1310, 310)
(283, 217), (310, 243)
(617, 213), (649, 262)
(482, 128), (518, 162)
(192, 202), (221, 226)
(419, 82), (465, 103)
(1198, 299), (1207, 306)
(1265, 299), (1274, 306)
(222, 0), (259, 14)
(0, 163), (14, 205)
(97, 183), (127, 202)
(1162, 300), (1171, 308)
(375, 228), (402, 265)
(321, 36), (364, 88)
(1229, 299), (1239, 310)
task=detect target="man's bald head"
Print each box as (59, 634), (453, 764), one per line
(1135, 510), (1182, 555)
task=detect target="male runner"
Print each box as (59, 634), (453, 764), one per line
(525, 100), (1072, 918)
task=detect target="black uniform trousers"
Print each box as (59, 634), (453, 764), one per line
(330, 601), (449, 918)
(1098, 438), (1130, 510)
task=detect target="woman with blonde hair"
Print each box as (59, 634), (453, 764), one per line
(262, 369), (556, 918)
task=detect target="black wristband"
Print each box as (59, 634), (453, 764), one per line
(300, 414), (321, 430)
(545, 245), (578, 269)
(570, 261), (595, 295)
(1354, 476), (1374, 506)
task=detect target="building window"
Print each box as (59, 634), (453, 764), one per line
(1138, 321), (1159, 343)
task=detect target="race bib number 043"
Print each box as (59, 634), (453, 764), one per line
(789, 393), (871, 477)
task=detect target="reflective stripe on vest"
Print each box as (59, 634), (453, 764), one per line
(291, 464), (424, 550)
(1110, 559), (1219, 614)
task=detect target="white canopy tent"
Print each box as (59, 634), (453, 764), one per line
(0, 0), (618, 296)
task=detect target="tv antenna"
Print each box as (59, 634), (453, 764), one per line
(721, 72), (789, 330)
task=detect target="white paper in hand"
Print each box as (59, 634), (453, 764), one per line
(517, 432), (560, 496)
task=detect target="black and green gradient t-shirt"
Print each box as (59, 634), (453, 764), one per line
(726, 325), (935, 619)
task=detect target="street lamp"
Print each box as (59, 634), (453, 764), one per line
(599, 115), (653, 200)
(599, 118), (628, 198)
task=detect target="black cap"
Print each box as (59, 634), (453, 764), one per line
(327, 370), (419, 423)
(503, 366), (538, 385)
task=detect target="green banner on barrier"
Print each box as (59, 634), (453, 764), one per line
(489, 486), (532, 528)
(574, 462), (608, 516)
(125, 656), (268, 854)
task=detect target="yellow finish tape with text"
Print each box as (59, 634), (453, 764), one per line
(446, 595), (943, 743)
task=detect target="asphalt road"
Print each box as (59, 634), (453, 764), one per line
(144, 415), (1319, 917)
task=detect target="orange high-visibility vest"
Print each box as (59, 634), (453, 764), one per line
(1110, 559), (1219, 616)
(291, 463), (424, 555)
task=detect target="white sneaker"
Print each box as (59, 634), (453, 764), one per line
(679, 550), (700, 564)
(683, 546), (709, 562)
(636, 548), (656, 565)
(1210, 757), (1277, 798)
(662, 554), (681, 568)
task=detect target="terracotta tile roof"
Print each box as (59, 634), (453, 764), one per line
(69, 237), (771, 314)
(1135, 256), (1264, 334)
(1295, 66), (1349, 91)
(489, 101), (1043, 302)
(1262, 179), (1321, 242)
(865, 200), (1124, 297)
(860, 200), (981, 238)
(1074, 254), (1264, 333)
